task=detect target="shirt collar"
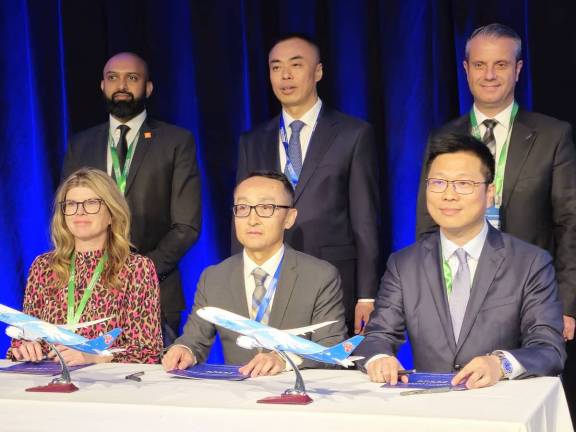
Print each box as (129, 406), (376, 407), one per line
(473, 101), (515, 130)
(243, 244), (285, 279)
(109, 109), (147, 135)
(440, 221), (488, 261)
(282, 98), (322, 129)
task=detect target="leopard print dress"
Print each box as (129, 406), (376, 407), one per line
(7, 250), (163, 363)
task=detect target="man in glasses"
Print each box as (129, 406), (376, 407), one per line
(416, 23), (576, 344)
(162, 171), (347, 376)
(356, 134), (565, 389)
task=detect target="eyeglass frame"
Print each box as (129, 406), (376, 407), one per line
(232, 203), (292, 218)
(59, 198), (105, 216)
(425, 178), (489, 195)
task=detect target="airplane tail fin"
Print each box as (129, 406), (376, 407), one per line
(304, 335), (364, 367)
(69, 328), (122, 355)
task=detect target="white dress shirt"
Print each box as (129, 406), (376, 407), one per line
(473, 101), (515, 162)
(242, 245), (301, 369)
(242, 245), (285, 317)
(278, 98), (322, 170)
(107, 110), (147, 176)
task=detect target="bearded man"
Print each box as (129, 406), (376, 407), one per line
(62, 52), (201, 346)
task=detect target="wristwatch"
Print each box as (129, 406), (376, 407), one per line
(492, 350), (513, 379)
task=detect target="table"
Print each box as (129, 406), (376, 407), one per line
(0, 361), (571, 432)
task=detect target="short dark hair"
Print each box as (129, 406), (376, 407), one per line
(239, 171), (295, 205)
(426, 134), (495, 183)
(465, 23), (522, 61)
(268, 33), (321, 63)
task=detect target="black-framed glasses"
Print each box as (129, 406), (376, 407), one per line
(60, 199), (104, 216)
(426, 178), (488, 195)
(232, 203), (292, 218)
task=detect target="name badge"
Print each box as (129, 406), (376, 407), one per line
(486, 206), (500, 230)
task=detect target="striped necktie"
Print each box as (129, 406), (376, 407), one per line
(285, 120), (305, 178)
(482, 119), (497, 156)
(251, 268), (269, 324)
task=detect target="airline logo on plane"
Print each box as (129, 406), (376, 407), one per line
(343, 342), (353, 353)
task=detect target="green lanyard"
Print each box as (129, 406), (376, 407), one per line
(470, 102), (519, 207)
(442, 257), (453, 295)
(109, 129), (140, 194)
(67, 251), (108, 325)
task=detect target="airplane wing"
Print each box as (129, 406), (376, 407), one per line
(283, 321), (338, 336)
(0, 303), (86, 345)
(58, 317), (111, 331)
(0, 304), (41, 327)
(197, 307), (272, 334)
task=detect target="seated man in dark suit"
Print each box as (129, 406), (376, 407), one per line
(162, 171), (347, 377)
(356, 134), (565, 389)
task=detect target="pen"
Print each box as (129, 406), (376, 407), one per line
(125, 371), (145, 382)
(397, 369), (416, 375)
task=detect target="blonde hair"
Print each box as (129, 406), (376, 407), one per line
(51, 167), (132, 288)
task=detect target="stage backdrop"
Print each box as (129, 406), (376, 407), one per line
(1, 0), (575, 367)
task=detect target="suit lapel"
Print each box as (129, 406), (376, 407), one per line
(227, 255), (251, 317)
(263, 116), (281, 171)
(422, 234), (457, 353)
(92, 124), (109, 172)
(501, 112), (537, 209)
(455, 227), (506, 352)
(268, 248), (298, 329)
(294, 107), (338, 202)
(124, 119), (154, 195)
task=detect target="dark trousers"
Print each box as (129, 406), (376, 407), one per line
(162, 312), (181, 348)
(563, 340), (576, 428)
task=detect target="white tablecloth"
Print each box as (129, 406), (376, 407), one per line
(0, 361), (571, 432)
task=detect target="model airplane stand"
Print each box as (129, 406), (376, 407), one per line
(257, 350), (313, 405)
(26, 343), (79, 393)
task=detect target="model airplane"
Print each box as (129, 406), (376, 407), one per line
(0, 303), (122, 392)
(196, 306), (364, 404)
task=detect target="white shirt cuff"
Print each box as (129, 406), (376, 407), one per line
(357, 299), (375, 303)
(497, 350), (526, 380)
(365, 353), (391, 367)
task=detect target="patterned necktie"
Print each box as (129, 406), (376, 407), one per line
(448, 248), (471, 342)
(116, 124), (131, 171)
(481, 119), (497, 156)
(285, 120), (305, 179)
(251, 267), (269, 324)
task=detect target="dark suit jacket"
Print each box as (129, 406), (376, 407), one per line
(174, 247), (348, 367)
(62, 117), (201, 315)
(416, 110), (576, 316)
(236, 106), (380, 324)
(356, 227), (566, 377)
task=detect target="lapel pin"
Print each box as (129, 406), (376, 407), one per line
(144, 131), (152, 139)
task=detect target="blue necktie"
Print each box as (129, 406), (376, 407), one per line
(251, 268), (269, 324)
(285, 120), (305, 178)
(448, 248), (471, 342)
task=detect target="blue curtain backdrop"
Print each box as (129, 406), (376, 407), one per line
(1, 0), (575, 367)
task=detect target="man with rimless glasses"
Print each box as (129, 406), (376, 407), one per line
(356, 134), (565, 389)
(162, 171), (346, 376)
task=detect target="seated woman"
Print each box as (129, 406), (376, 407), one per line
(7, 168), (162, 364)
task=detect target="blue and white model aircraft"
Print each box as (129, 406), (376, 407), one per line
(197, 306), (364, 368)
(197, 306), (364, 404)
(0, 303), (121, 356)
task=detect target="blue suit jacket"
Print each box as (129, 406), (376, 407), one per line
(356, 226), (565, 377)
